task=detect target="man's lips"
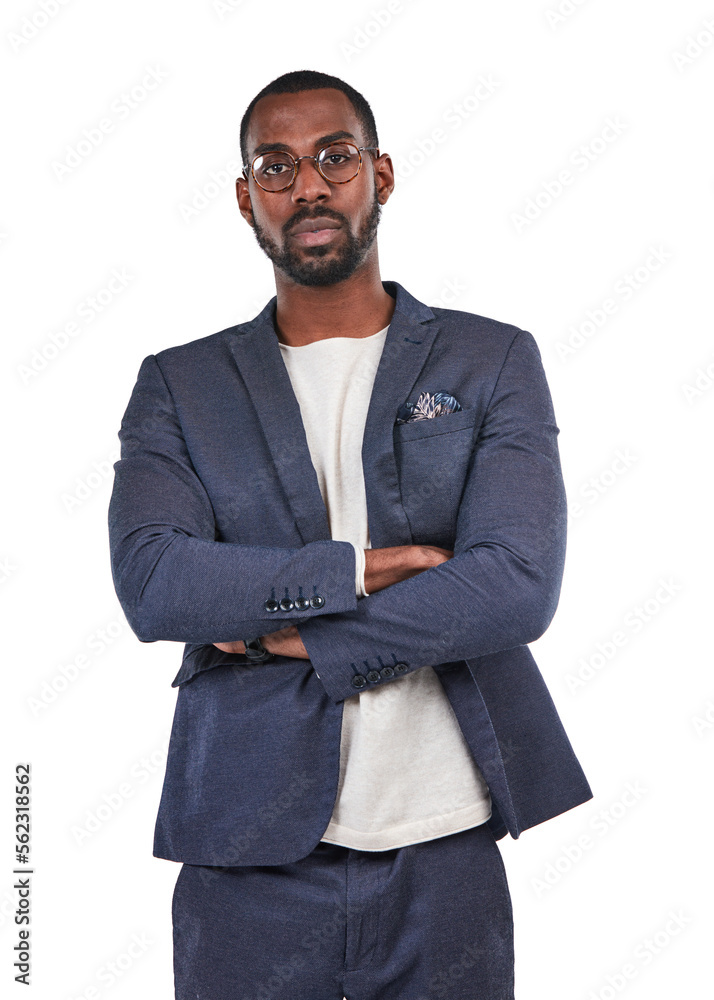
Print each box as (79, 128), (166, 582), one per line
(289, 216), (342, 247)
(291, 216), (341, 235)
(291, 228), (342, 247)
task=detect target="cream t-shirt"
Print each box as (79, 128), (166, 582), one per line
(279, 324), (492, 851)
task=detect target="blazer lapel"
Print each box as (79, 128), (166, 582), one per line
(226, 298), (330, 545)
(361, 281), (440, 548)
(226, 280), (440, 549)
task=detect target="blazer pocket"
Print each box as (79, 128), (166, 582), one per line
(394, 407), (481, 547)
(393, 405), (480, 442)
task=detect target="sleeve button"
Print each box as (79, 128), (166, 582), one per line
(309, 595), (325, 609)
(366, 669), (381, 683)
(351, 674), (367, 689)
(294, 596), (310, 611)
(279, 597), (294, 612)
(264, 599), (279, 612)
(394, 662), (409, 674)
(379, 666), (394, 679)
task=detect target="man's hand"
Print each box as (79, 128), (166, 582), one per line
(213, 625), (309, 659)
(212, 546), (451, 657)
(364, 544), (453, 594)
(212, 639), (246, 654)
(260, 625), (309, 658)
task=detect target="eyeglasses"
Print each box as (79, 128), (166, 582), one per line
(243, 142), (380, 193)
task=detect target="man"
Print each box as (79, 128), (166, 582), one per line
(108, 69), (593, 1000)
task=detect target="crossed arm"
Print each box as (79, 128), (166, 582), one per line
(109, 330), (566, 703)
(214, 544), (454, 658)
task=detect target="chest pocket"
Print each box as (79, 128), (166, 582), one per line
(393, 406), (481, 547)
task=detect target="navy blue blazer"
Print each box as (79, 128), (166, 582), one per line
(108, 279), (593, 866)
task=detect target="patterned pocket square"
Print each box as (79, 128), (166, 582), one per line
(395, 390), (463, 424)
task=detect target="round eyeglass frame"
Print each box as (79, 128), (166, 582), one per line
(243, 143), (381, 193)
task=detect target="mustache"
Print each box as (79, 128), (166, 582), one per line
(282, 208), (347, 236)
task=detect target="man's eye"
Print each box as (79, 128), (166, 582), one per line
(264, 163), (290, 175)
(325, 154), (348, 164)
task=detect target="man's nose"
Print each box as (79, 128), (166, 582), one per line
(290, 157), (331, 203)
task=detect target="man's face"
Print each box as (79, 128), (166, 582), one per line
(236, 88), (393, 287)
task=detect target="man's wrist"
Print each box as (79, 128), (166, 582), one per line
(350, 541), (369, 597)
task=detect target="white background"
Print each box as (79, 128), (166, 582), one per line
(2, 0), (713, 997)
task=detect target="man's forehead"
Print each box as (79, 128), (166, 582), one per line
(246, 88), (364, 155)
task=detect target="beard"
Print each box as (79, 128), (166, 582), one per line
(250, 181), (382, 287)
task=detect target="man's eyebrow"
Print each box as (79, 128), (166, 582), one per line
(249, 130), (358, 159)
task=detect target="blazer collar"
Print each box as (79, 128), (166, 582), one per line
(226, 280), (440, 547)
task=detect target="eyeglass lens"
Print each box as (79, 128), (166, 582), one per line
(252, 143), (361, 190)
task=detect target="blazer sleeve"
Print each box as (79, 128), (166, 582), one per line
(296, 330), (568, 703)
(108, 353), (359, 644)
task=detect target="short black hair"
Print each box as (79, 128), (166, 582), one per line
(239, 69), (379, 167)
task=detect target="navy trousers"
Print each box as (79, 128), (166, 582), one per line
(172, 821), (515, 1000)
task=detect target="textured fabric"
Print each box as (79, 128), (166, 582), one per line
(320, 667), (492, 849)
(172, 821), (515, 1000)
(108, 279), (593, 865)
(279, 327), (492, 850)
(278, 327), (388, 597)
(294, 325), (571, 704)
(350, 541), (368, 598)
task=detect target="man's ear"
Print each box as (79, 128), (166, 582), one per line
(374, 153), (395, 205)
(236, 177), (255, 228)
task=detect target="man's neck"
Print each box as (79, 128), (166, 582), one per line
(272, 255), (396, 347)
